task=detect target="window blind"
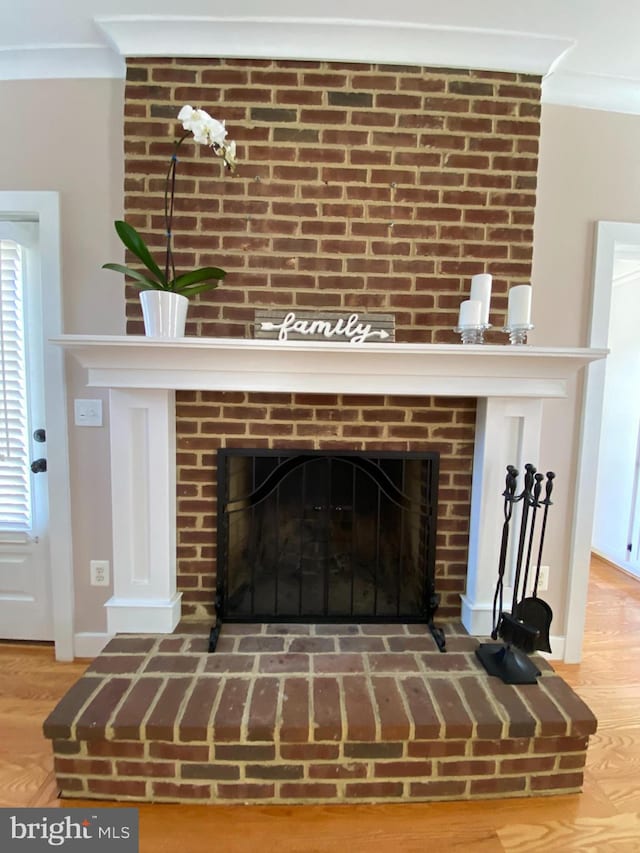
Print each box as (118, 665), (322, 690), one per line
(0, 239), (31, 530)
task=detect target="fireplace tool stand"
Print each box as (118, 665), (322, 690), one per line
(476, 463), (555, 684)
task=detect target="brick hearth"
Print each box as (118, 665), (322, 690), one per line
(43, 624), (596, 804)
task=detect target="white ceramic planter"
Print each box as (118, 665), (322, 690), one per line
(139, 290), (188, 338)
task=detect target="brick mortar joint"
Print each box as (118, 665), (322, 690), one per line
(53, 749), (588, 770)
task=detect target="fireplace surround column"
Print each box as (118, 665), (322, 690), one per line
(105, 388), (181, 634)
(461, 396), (543, 636)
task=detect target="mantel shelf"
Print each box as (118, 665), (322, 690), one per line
(53, 335), (607, 399)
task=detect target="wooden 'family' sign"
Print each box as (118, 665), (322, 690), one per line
(254, 310), (395, 345)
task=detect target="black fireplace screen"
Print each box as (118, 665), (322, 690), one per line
(216, 449), (439, 623)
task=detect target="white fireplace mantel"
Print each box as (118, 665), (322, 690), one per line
(56, 335), (606, 644)
(55, 335), (604, 398)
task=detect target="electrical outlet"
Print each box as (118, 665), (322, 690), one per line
(536, 564), (550, 592)
(522, 564), (550, 596)
(74, 399), (103, 427)
(90, 560), (110, 587)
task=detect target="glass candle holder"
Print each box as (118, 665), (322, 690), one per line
(503, 323), (534, 345)
(454, 324), (491, 345)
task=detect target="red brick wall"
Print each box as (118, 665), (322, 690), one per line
(122, 58), (541, 620)
(175, 391), (476, 620)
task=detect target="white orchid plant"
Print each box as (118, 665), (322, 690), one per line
(103, 105), (237, 297)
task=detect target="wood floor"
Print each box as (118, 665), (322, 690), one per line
(1, 554), (639, 851)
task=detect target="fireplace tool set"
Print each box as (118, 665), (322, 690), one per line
(476, 463), (555, 684)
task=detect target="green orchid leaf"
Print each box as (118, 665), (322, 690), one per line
(175, 281), (221, 297)
(113, 221), (167, 285)
(102, 263), (164, 290)
(172, 267), (226, 290)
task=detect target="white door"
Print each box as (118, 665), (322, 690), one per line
(0, 220), (52, 640)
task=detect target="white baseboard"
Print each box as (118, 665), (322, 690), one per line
(592, 548), (640, 581)
(73, 631), (113, 659)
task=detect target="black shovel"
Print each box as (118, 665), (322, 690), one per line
(515, 471), (555, 653)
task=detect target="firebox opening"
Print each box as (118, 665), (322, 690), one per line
(216, 449), (439, 626)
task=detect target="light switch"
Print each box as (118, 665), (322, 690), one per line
(74, 399), (103, 427)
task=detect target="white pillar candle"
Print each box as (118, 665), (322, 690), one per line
(458, 299), (482, 327)
(507, 284), (532, 326)
(470, 273), (492, 325)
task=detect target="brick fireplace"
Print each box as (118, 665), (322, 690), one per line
(45, 57), (605, 805)
(51, 334), (603, 806)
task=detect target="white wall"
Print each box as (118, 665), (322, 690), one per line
(0, 78), (125, 636)
(533, 103), (640, 651)
(533, 105), (640, 347)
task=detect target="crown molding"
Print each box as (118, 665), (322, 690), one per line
(5, 17), (640, 116)
(542, 70), (640, 115)
(0, 45), (125, 80)
(95, 15), (572, 76)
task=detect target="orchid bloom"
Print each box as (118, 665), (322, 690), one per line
(178, 104), (236, 171)
(103, 104), (237, 296)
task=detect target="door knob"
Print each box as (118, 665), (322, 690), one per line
(30, 458), (47, 473)
(33, 428), (46, 443)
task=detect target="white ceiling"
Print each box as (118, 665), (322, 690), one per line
(2, 0), (640, 114)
